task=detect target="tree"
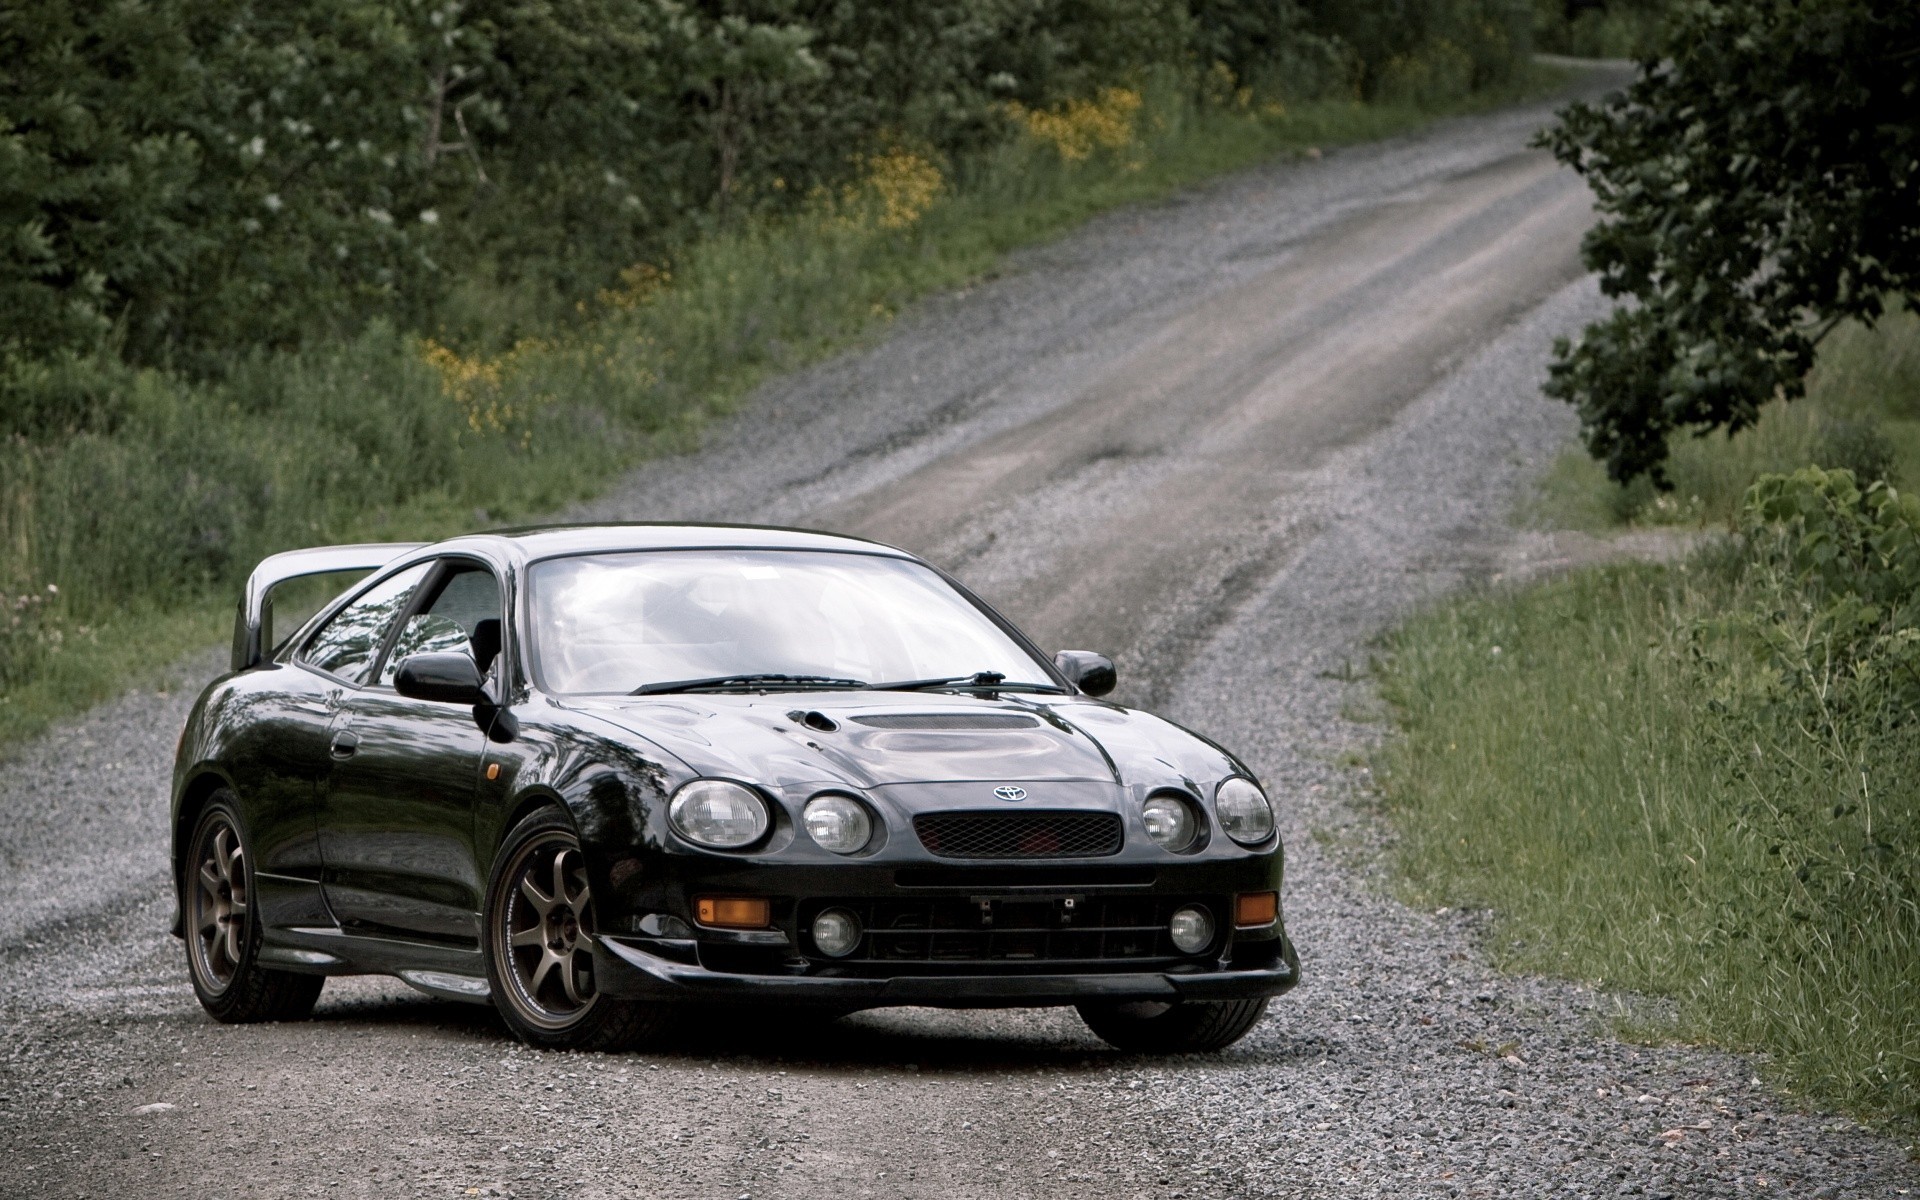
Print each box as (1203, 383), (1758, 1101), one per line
(1539, 0), (1920, 486)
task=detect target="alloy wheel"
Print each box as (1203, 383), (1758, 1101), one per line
(189, 815), (249, 992)
(499, 834), (599, 1028)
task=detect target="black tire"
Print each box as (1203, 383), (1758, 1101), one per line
(483, 807), (672, 1051)
(183, 795), (325, 1023)
(1076, 998), (1269, 1054)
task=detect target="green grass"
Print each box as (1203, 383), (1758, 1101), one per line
(1374, 559), (1920, 1127)
(0, 67), (1575, 749)
(1528, 308), (1920, 531)
(1383, 302), (1920, 1127)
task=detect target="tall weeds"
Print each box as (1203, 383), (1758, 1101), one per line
(1376, 469), (1920, 1124)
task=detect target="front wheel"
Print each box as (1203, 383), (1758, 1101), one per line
(483, 807), (671, 1051)
(183, 796), (325, 1023)
(1077, 998), (1269, 1053)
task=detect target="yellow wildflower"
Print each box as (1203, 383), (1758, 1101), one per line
(1004, 88), (1143, 163)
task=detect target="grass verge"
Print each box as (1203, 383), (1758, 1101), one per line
(1374, 554), (1920, 1128)
(0, 66), (1574, 750)
(1380, 304), (1920, 1129)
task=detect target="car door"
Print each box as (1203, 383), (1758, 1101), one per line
(245, 562), (435, 922)
(317, 558), (503, 942)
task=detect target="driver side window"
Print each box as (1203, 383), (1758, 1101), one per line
(376, 564), (504, 688)
(298, 563), (434, 685)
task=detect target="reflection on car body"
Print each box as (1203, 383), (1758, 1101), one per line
(171, 524), (1298, 1052)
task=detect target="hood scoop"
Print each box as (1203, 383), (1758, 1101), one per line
(851, 713), (1040, 731)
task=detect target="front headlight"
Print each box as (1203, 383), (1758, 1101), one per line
(1141, 792), (1200, 852)
(803, 794), (873, 854)
(669, 780), (771, 849)
(1214, 777), (1275, 845)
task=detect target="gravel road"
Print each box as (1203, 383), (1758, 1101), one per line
(4, 70), (1914, 1198)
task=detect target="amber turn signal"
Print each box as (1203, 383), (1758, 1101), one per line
(695, 896), (771, 929)
(1234, 891), (1278, 928)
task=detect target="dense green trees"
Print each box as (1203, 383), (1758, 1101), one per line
(1541, 0), (1920, 485)
(1, 2), (435, 376)
(2, 0), (1537, 392)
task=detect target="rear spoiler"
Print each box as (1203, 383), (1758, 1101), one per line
(231, 543), (427, 672)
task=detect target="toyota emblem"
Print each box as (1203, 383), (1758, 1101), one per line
(993, 785), (1028, 802)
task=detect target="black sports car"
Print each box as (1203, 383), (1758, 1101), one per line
(172, 525), (1298, 1052)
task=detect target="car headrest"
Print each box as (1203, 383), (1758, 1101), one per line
(470, 618), (502, 673)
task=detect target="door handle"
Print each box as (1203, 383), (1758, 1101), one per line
(330, 730), (360, 759)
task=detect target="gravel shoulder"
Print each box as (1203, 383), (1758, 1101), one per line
(3, 72), (1914, 1198)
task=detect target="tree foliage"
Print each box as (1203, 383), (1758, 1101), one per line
(1540, 0), (1920, 486)
(1, 0), (1538, 388)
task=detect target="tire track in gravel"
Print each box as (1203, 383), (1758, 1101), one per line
(2, 68), (1914, 1198)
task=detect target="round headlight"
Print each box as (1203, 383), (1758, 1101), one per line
(668, 780), (770, 849)
(1141, 793), (1200, 852)
(1169, 905), (1214, 954)
(811, 908), (863, 958)
(803, 794), (873, 854)
(1215, 777), (1275, 845)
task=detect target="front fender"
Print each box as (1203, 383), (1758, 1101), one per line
(474, 703), (686, 921)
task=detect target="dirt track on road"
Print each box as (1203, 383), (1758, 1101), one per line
(4, 69), (1913, 1198)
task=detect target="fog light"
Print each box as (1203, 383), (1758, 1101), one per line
(695, 896), (770, 929)
(1169, 905), (1213, 954)
(811, 908), (863, 958)
(1235, 891), (1278, 928)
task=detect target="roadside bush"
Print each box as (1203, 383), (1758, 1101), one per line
(1304, 0), (1534, 98)
(1532, 0), (1673, 58)
(1528, 305), (1920, 531)
(1376, 467), (1920, 1122)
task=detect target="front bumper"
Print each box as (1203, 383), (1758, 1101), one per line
(596, 829), (1297, 1009)
(594, 931), (1300, 1008)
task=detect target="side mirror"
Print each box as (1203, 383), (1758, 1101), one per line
(1053, 650), (1117, 697)
(394, 652), (487, 705)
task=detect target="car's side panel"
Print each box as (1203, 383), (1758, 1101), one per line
(310, 554), (511, 944)
(318, 690), (491, 942)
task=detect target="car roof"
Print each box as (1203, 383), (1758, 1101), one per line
(418, 523), (918, 566)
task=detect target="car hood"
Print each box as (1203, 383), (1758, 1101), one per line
(564, 689), (1244, 800)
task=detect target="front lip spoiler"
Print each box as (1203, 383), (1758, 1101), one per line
(594, 935), (1299, 1008)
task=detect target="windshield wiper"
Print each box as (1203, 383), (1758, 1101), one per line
(869, 671), (1066, 694)
(631, 673), (868, 696)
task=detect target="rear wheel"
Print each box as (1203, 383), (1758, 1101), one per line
(1076, 998), (1269, 1054)
(484, 808), (671, 1051)
(183, 796), (325, 1022)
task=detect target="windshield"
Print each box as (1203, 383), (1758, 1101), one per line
(526, 549), (1054, 695)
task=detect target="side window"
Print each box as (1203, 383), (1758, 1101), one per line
(298, 563), (434, 685)
(376, 564), (504, 688)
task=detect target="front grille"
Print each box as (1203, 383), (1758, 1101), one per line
(913, 811), (1122, 859)
(853, 713), (1039, 730)
(803, 895), (1221, 970)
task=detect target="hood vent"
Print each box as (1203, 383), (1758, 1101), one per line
(853, 713), (1040, 731)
